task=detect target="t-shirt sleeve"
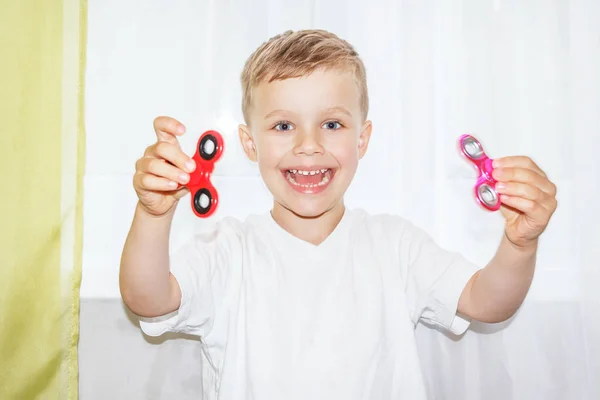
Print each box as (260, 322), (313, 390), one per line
(138, 218), (242, 338)
(399, 221), (481, 335)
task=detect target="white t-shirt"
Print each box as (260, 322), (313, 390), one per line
(139, 208), (480, 399)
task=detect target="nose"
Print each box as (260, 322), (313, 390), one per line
(293, 128), (324, 156)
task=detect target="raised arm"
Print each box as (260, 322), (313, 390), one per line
(120, 116), (196, 318)
(458, 156), (558, 323)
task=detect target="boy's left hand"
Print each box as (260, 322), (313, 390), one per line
(492, 156), (557, 250)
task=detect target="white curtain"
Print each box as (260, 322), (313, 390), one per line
(81, 0), (599, 398)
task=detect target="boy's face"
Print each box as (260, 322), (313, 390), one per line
(239, 68), (372, 218)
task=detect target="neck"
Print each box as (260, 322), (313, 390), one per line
(271, 201), (346, 245)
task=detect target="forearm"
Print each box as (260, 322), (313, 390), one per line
(119, 202), (179, 317)
(463, 233), (537, 323)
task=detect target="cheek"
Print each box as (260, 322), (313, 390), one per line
(256, 138), (286, 169)
(340, 155), (359, 174)
(326, 136), (360, 168)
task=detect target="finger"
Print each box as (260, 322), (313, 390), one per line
(496, 182), (555, 212)
(173, 186), (190, 200)
(135, 172), (180, 192)
(493, 167), (556, 195)
(499, 195), (550, 221)
(140, 157), (190, 185)
(493, 156), (546, 178)
(148, 141), (196, 173)
(153, 116), (186, 143)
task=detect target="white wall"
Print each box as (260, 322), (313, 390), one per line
(80, 0), (599, 398)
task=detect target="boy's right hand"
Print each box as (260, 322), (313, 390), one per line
(133, 116), (196, 217)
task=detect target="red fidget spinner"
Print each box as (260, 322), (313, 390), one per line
(186, 130), (224, 218)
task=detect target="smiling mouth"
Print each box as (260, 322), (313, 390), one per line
(282, 168), (336, 191)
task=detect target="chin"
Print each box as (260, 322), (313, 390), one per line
(278, 189), (344, 219)
(285, 201), (333, 219)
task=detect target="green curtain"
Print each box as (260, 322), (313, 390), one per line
(0, 1), (86, 399)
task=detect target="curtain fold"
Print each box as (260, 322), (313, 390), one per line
(0, 1), (87, 399)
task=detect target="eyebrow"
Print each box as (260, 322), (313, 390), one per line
(263, 106), (353, 120)
(323, 106), (353, 118)
(263, 109), (293, 120)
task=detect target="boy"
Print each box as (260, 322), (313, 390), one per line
(120, 29), (557, 399)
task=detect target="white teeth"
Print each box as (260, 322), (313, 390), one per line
(288, 168), (330, 175)
(286, 169), (331, 188)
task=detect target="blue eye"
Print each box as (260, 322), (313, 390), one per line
(323, 121), (342, 130)
(274, 121), (294, 131)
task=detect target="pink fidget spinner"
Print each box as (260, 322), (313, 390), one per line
(458, 134), (500, 212)
(185, 130), (224, 218)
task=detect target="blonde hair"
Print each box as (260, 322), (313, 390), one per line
(240, 29), (369, 123)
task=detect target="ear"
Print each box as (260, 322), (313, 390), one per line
(238, 124), (258, 162)
(358, 120), (372, 159)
